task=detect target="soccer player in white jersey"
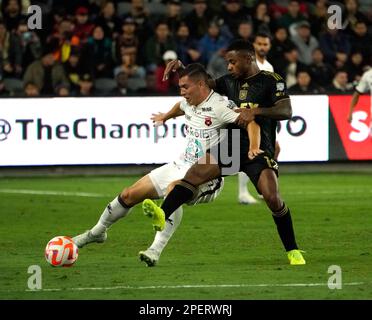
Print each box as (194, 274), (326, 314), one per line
(347, 67), (372, 136)
(237, 32), (278, 204)
(73, 63), (253, 266)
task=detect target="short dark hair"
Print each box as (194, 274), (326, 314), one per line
(226, 40), (255, 56)
(254, 31), (272, 41)
(178, 63), (210, 84)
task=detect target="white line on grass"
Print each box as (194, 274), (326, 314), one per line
(0, 189), (109, 198)
(1, 188), (371, 199)
(24, 282), (366, 292)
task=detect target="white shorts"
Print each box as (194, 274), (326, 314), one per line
(148, 161), (224, 205)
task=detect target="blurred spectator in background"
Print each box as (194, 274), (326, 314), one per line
(111, 71), (136, 96)
(77, 73), (95, 96)
(1, 0), (26, 31)
(288, 69), (321, 94)
(114, 17), (140, 64)
(174, 21), (200, 65)
(144, 20), (176, 71)
(319, 24), (350, 69)
(63, 47), (85, 95)
(307, 0), (329, 37)
(73, 6), (95, 44)
(253, 32), (274, 72)
(114, 45), (146, 92)
(236, 20), (253, 42)
(155, 50), (179, 95)
(268, 26), (295, 70)
(289, 20), (319, 65)
(220, 0), (251, 37)
(136, 71), (159, 96)
(47, 19), (80, 63)
(55, 83), (70, 96)
(207, 48), (227, 79)
(345, 51), (365, 83)
(197, 19), (231, 65)
(83, 25), (113, 78)
(276, 45), (306, 88)
(23, 47), (69, 96)
(278, 0), (307, 29)
(162, 0), (183, 35)
(23, 81), (40, 97)
(308, 47), (334, 90)
(94, 1), (122, 39)
(251, 1), (272, 34)
(343, 0), (370, 35)
(0, 18), (22, 78)
(326, 69), (354, 94)
(123, 0), (152, 43)
(15, 20), (42, 74)
(349, 21), (372, 66)
(185, 0), (216, 40)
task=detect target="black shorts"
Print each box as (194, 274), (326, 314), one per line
(207, 141), (279, 194)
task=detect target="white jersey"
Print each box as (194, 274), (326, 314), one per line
(355, 68), (372, 95)
(257, 58), (274, 72)
(179, 90), (239, 164)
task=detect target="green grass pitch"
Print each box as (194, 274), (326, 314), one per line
(0, 172), (371, 300)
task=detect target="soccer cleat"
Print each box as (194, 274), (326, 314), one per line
(287, 249), (306, 265)
(142, 199), (166, 231)
(139, 248), (160, 267)
(72, 230), (107, 248)
(238, 193), (258, 204)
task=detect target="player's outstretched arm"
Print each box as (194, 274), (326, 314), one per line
(347, 91), (360, 123)
(162, 59), (185, 81)
(151, 101), (184, 126)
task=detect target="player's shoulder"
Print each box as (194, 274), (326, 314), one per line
(362, 68), (372, 79)
(259, 70), (284, 82)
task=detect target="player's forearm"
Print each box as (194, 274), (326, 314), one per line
(248, 121), (260, 149)
(254, 99), (292, 120)
(163, 101), (184, 121)
(349, 92), (360, 114)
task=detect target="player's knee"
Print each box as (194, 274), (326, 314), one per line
(120, 188), (135, 207)
(184, 166), (206, 186)
(262, 192), (281, 211)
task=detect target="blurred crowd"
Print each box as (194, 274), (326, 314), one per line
(0, 0), (371, 97)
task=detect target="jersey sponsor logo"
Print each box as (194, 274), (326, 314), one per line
(205, 116), (212, 126)
(185, 126), (211, 139)
(202, 107), (212, 112)
(241, 83), (249, 88)
(248, 102), (259, 109)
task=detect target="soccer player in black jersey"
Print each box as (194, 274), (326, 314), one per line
(143, 40), (305, 265)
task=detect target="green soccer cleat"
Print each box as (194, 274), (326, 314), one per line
(142, 199), (166, 231)
(287, 249), (306, 265)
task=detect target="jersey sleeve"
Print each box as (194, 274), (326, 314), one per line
(179, 99), (187, 112)
(267, 73), (290, 106)
(355, 72), (369, 94)
(214, 100), (239, 124)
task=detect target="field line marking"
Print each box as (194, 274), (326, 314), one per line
(0, 189), (109, 198)
(1, 188), (371, 199)
(22, 282), (367, 292)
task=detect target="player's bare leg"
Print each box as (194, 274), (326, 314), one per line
(73, 175), (160, 248)
(258, 169), (305, 265)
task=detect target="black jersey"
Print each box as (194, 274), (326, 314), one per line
(215, 70), (289, 158)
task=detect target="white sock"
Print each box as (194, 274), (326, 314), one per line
(238, 172), (250, 197)
(148, 206), (183, 254)
(91, 196), (132, 236)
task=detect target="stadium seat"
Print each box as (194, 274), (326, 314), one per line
(3, 78), (24, 95)
(94, 78), (117, 95)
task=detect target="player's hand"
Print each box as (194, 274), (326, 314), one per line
(151, 112), (166, 126)
(162, 59), (184, 81)
(248, 148), (264, 160)
(235, 109), (255, 127)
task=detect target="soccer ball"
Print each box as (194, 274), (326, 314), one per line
(45, 236), (78, 267)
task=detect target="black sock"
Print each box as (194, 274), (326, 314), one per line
(272, 204), (298, 251)
(161, 180), (196, 220)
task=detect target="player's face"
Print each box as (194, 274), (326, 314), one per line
(226, 50), (250, 79)
(253, 36), (271, 58)
(179, 75), (202, 106)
